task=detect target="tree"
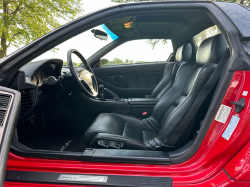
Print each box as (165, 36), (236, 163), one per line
(0, 0), (83, 58)
(147, 39), (168, 50)
(110, 58), (124, 65)
(194, 25), (221, 47)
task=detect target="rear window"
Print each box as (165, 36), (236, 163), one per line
(193, 25), (221, 47)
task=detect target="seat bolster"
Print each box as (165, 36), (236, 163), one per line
(156, 61), (186, 99)
(89, 133), (146, 150)
(150, 62), (175, 98)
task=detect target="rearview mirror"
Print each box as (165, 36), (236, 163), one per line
(91, 29), (108, 41)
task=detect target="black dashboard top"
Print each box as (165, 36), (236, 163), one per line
(20, 59), (63, 86)
(20, 59), (63, 77)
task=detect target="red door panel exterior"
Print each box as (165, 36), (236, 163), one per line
(224, 136), (250, 181)
(5, 71), (250, 186)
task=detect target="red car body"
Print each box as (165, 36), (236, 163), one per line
(3, 71), (250, 186)
(1, 1), (250, 187)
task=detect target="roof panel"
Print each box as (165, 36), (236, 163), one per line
(215, 2), (250, 40)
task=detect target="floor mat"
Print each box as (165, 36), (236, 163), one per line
(17, 102), (95, 152)
(18, 122), (86, 152)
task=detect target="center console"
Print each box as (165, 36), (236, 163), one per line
(127, 98), (159, 117)
(71, 85), (159, 117)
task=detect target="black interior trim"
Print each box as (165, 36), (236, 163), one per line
(11, 141), (194, 165)
(169, 140), (194, 158)
(83, 149), (170, 165)
(88, 38), (126, 66)
(20, 59), (63, 78)
(11, 143), (82, 161)
(5, 170), (172, 187)
(0, 87), (21, 187)
(128, 98), (159, 105)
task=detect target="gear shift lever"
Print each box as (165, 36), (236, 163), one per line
(99, 85), (105, 101)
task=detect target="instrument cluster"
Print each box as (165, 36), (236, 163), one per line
(31, 71), (46, 86)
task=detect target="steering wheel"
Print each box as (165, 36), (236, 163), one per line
(67, 49), (98, 98)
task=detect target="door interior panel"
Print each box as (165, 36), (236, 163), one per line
(93, 62), (167, 98)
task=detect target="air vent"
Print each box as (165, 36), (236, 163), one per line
(0, 93), (11, 126)
(0, 110), (6, 126)
(0, 94), (11, 109)
(19, 89), (35, 118)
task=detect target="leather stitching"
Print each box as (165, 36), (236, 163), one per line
(164, 64), (213, 145)
(142, 119), (156, 132)
(122, 122), (127, 137)
(159, 64), (210, 143)
(149, 117), (161, 131)
(167, 64), (217, 145)
(145, 118), (159, 132)
(157, 62), (192, 103)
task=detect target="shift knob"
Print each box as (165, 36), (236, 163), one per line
(99, 85), (105, 101)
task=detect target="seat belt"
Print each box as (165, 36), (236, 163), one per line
(166, 49), (230, 146)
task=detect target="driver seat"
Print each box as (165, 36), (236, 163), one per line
(84, 34), (227, 150)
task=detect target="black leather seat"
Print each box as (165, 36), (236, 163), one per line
(150, 43), (192, 98)
(84, 34), (227, 150)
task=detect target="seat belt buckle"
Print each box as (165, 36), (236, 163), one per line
(142, 111), (147, 116)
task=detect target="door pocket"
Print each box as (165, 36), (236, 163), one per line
(108, 75), (128, 88)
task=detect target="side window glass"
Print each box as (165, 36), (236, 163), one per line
(100, 39), (173, 66)
(193, 25), (221, 47)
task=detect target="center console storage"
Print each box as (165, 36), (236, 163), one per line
(127, 98), (159, 117)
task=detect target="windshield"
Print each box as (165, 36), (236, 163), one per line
(32, 24), (118, 66)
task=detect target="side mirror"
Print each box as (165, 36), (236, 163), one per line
(91, 29), (108, 41)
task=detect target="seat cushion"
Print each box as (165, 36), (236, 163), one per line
(84, 113), (158, 149)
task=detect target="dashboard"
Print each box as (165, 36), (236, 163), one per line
(9, 59), (64, 122)
(31, 71), (46, 86)
(20, 59), (63, 86)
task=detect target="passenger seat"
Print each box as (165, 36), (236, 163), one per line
(84, 34), (228, 150)
(150, 43), (192, 98)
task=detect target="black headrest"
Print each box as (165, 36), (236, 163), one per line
(196, 34), (227, 65)
(175, 43), (192, 63)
